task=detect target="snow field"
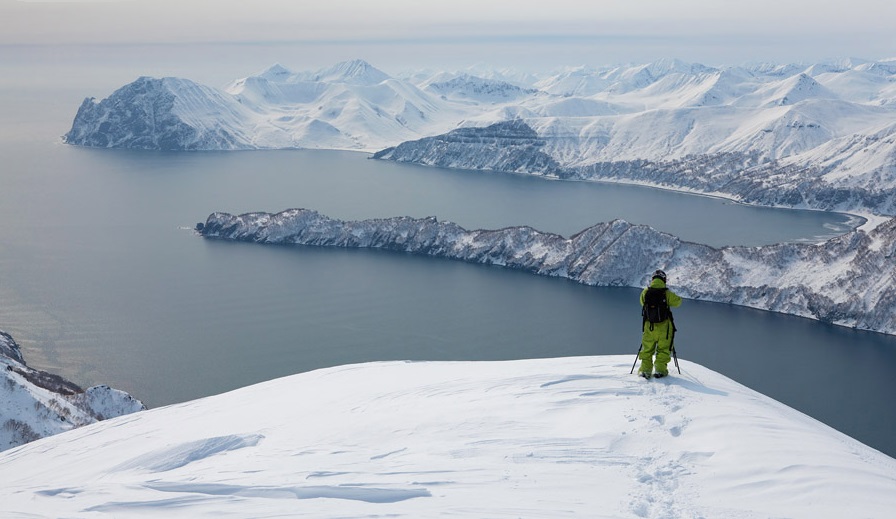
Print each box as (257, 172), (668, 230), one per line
(1, 356), (894, 518)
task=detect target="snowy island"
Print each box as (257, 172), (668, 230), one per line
(65, 58), (896, 216)
(197, 208), (896, 337)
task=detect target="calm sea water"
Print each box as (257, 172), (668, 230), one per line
(0, 76), (894, 458)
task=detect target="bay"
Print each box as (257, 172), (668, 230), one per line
(0, 79), (893, 459)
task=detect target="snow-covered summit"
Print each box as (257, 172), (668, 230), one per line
(533, 65), (613, 96)
(309, 58), (392, 85)
(0, 329), (144, 452)
(63, 76), (256, 150)
(1, 356), (893, 517)
(745, 72), (839, 107)
(422, 73), (538, 102)
(257, 63), (292, 81)
(242, 59), (391, 86)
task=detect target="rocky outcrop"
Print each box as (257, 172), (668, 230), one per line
(0, 329), (145, 451)
(198, 209), (896, 336)
(64, 77), (248, 151)
(373, 120), (565, 175)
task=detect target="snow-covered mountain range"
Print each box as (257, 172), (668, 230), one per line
(2, 356), (894, 518)
(0, 329), (144, 451)
(66, 58), (896, 214)
(197, 209), (896, 336)
(64, 59), (468, 151)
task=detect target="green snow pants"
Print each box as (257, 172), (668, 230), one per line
(639, 319), (674, 375)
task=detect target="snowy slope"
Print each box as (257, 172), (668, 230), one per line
(63, 77), (260, 150)
(0, 329), (144, 451)
(1, 356), (893, 518)
(224, 60), (465, 150)
(420, 72), (539, 102)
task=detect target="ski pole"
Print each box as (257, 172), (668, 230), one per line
(670, 323), (681, 374)
(630, 344), (643, 374)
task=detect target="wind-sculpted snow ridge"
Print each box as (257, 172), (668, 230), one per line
(198, 209), (896, 336)
(0, 329), (145, 451)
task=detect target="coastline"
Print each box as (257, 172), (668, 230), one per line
(198, 208), (896, 336)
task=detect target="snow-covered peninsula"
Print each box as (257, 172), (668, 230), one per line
(0, 329), (144, 451)
(65, 58), (896, 215)
(2, 356), (895, 518)
(197, 208), (896, 336)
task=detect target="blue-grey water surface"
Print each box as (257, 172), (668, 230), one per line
(0, 75), (894, 459)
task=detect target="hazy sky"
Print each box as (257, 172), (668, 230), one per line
(2, 0), (895, 76)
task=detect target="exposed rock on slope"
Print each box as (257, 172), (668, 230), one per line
(0, 329), (144, 451)
(64, 77), (252, 151)
(372, 120), (564, 174)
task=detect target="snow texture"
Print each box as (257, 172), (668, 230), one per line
(65, 58), (896, 215)
(1, 356), (894, 518)
(198, 209), (896, 336)
(0, 329), (145, 452)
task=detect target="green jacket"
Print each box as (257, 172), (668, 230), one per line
(638, 277), (682, 375)
(639, 277), (682, 314)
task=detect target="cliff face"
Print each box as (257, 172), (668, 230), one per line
(373, 120), (566, 176)
(64, 77), (247, 151)
(0, 329), (145, 451)
(198, 209), (896, 336)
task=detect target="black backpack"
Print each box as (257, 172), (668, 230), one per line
(642, 287), (671, 324)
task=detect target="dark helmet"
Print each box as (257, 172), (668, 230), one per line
(652, 269), (667, 283)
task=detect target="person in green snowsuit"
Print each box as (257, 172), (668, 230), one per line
(639, 269), (682, 378)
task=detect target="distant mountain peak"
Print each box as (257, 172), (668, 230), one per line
(423, 73), (538, 100)
(775, 73), (835, 105)
(258, 63), (293, 81)
(314, 59), (390, 85)
(644, 57), (713, 77)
